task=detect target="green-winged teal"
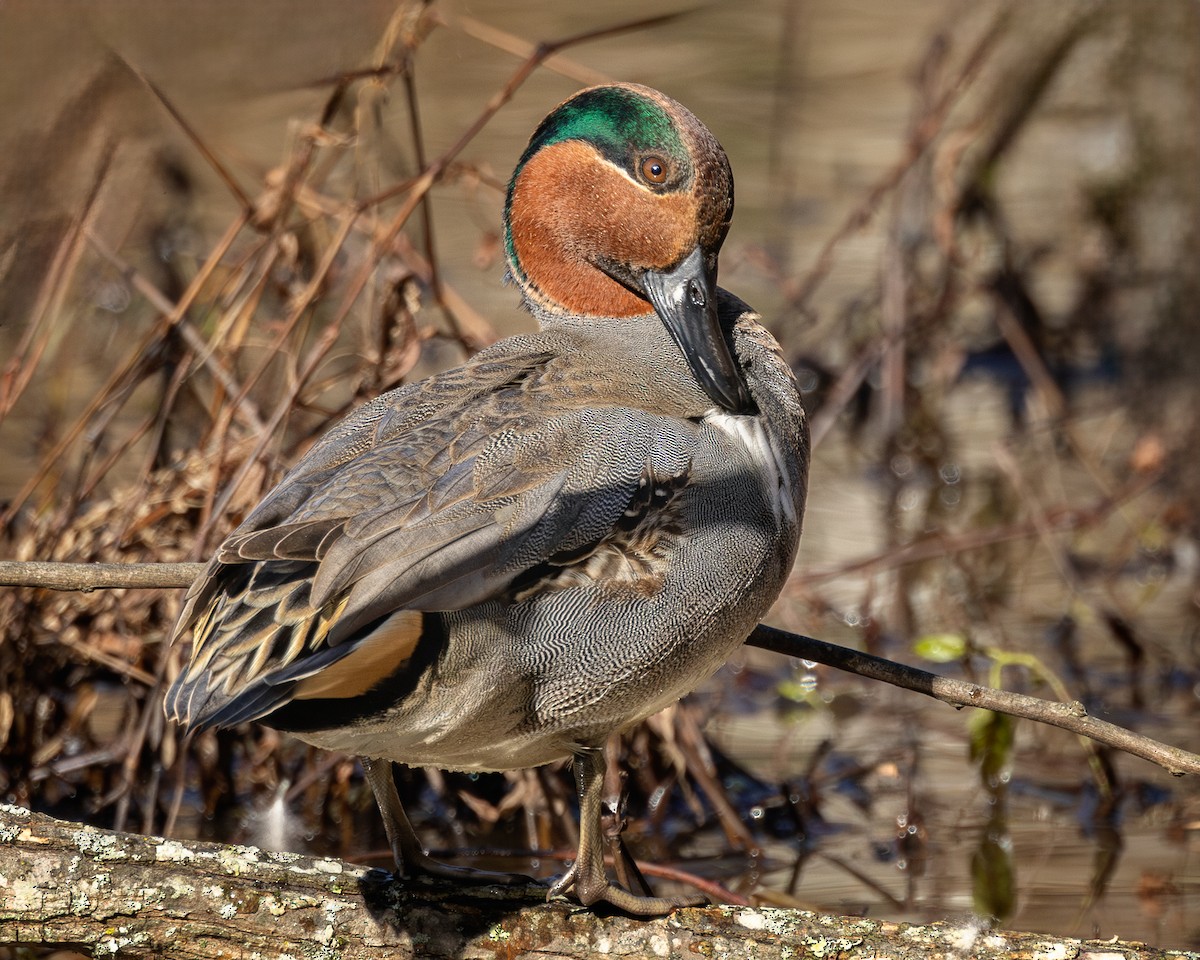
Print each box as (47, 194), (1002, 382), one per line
(165, 82), (809, 915)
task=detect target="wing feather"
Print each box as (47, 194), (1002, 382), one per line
(165, 349), (695, 733)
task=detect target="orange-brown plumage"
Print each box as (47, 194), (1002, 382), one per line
(293, 609), (424, 700)
(508, 140), (699, 318)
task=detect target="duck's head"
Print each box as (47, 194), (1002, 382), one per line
(505, 83), (751, 413)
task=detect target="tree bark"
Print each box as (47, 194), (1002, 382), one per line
(1, 805), (1192, 960)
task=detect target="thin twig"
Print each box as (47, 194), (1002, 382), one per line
(786, 7), (1008, 312)
(114, 54), (256, 216)
(807, 338), (883, 449)
(83, 228), (266, 434)
(443, 13), (611, 87)
(748, 624), (1200, 777)
(0, 561), (201, 591)
(398, 50), (471, 349)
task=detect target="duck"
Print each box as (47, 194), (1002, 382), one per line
(164, 82), (809, 915)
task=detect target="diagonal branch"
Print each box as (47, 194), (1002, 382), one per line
(748, 624), (1200, 777)
(113, 53), (256, 216)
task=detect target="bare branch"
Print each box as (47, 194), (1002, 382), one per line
(0, 560), (200, 592)
(748, 625), (1200, 777)
(2, 560), (1197, 777)
(113, 53), (256, 216)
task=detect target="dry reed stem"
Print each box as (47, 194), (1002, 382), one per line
(785, 6), (1010, 313)
(444, 13), (612, 86)
(0, 150), (112, 423)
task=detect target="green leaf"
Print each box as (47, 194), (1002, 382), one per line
(969, 709), (1014, 789)
(777, 678), (817, 704)
(913, 632), (967, 663)
(972, 826), (1015, 921)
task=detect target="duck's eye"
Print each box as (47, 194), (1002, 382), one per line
(640, 156), (669, 185)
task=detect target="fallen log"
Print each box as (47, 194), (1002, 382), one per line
(1, 805), (1193, 959)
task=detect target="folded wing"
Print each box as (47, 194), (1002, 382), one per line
(164, 352), (694, 732)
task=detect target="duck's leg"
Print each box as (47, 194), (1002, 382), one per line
(602, 781), (656, 898)
(361, 757), (534, 885)
(548, 746), (707, 916)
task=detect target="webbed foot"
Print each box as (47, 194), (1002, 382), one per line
(547, 747), (709, 916)
(548, 860), (705, 915)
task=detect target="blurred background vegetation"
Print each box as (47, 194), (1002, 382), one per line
(0, 0), (1197, 948)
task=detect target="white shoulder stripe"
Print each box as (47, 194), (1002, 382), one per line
(703, 411), (797, 528)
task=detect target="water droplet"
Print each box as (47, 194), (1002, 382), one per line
(648, 785), (667, 813)
(96, 281), (131, 314)
(796, 367), (820, 393)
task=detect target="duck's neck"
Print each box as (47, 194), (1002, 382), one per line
(527, 301), (663, 335)
(523, 309), (716, 418)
